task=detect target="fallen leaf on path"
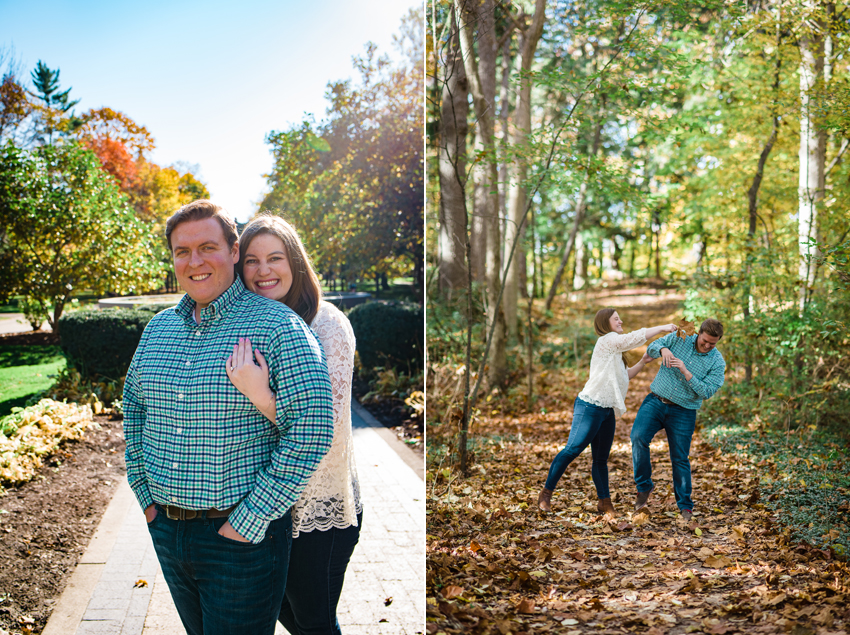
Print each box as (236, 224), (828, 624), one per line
(442, 585), (463, 599)
(517, 598), (535, 613)
(633, 510), (651, 525)
(704, 555), (732, 568)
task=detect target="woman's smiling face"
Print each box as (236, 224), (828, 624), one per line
(609, 311), (624, 334)
(242, 233), (293, 302)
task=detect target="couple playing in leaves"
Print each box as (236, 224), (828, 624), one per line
(537, 309), (726, 523)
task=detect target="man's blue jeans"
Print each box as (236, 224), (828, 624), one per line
(544, 396), (616, 498)
(147, 506), (291, 635)
(630, 393), (697, 511)
(278, 512), (362, 635)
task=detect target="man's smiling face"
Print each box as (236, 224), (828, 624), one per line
(696, 331), (720, 353)
(171, 217), (239, 310)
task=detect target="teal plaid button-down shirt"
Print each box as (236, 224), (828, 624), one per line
(123, 277), (334, 543)
(646, 332), (726, 410)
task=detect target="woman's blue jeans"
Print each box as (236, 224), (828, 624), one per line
(630, 393), (698, 511)
(278, 512), (363, 635)
(544, 397), (616, 498)
(146, 506), (291, 635)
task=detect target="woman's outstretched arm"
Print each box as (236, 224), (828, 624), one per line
(644, 324), (679, 340)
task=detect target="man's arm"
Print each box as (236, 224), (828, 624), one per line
(681, 357), (726, 400)
(225, 321), (334, 543)
(123, 336), (154, 515)
(646, 332), (677, 358)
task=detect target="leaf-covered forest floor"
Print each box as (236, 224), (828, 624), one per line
(426, 288), (849, 635)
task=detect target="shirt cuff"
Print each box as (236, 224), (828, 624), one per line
(228, 502), (273, 544)
(128, 478), (154, 511)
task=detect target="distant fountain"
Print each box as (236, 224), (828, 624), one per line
(98, 294), (183, 310)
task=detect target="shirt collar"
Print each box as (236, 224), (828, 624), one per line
(174, 277), (247, 326)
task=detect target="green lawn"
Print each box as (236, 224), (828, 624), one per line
(0, 346), (66, 418)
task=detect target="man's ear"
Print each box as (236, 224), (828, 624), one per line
(231, 241), (240, 264)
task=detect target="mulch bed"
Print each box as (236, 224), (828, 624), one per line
(0, 332), (59, 347)
(0, 415), (125, 635)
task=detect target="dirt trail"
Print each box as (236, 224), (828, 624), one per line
(427, 293), (849, 635)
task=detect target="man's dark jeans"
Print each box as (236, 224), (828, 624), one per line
(147, 506), (291, 635)
(279, 512), (363, 635)
(544, 396), (616, 498)
(630, 393), (698, 511)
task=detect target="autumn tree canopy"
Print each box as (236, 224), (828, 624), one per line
(0, 54), (210, 322)
(0, 142), (166, 331)
(260, 7), (423, 293)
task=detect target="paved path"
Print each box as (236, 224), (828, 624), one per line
(43, 402), (425, 635)
(0, 313), (49, 335)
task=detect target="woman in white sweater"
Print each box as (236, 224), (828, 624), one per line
(227, 215), (361, 635)
(537, 308), (676, 514)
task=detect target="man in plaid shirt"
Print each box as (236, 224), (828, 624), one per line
(123, 200), (333, 634)
(630, 319), (726, 522)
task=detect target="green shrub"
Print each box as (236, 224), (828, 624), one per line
(348, 301), (422, 371)
(58, 308), (159, 380)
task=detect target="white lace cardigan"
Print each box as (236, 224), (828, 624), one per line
(290, 301), (362, 538)
(577, 328), (647, 418)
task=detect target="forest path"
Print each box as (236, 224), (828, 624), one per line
(427, 289), (849, 635)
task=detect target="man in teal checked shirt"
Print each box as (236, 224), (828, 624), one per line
(123, 200), (334, 635)
(630, 319), (726, 522)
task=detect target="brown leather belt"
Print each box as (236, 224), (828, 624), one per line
(652, 393), (676, 406)
(161, 504), (236, 521)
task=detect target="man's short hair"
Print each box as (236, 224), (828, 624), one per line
(699, 318), (724, 339)
(165, 200), (238, 251)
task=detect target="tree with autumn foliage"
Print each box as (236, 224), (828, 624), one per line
(0, 54), (209, 323)
(0, 142), (166, 331)
(73, 107), (209, 238)
(260, 7), (423, 295)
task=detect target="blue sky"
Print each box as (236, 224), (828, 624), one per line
(1, 0), (417, 221)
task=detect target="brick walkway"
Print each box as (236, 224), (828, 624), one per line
(43, 402), (424, 635)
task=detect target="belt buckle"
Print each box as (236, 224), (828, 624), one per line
(165, 505), (198, 521)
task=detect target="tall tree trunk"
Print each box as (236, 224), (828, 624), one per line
(497, 35), (511, 282)
(456, 0), (507, 388)
(652, 208), (661, 279)
(544, 118), (603, 310)
(743, 17), (781, 383)
(470, 187), (487, 281)
(438, 11), (469, 294)
(574, 233), (587, 290)
(798, 3), (826, 312)
(504, 0), (546, 339)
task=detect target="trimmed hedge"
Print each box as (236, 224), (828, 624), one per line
(58, 308), (160, 380)
(348, 301), (423, 371)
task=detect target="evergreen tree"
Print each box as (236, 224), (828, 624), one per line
(29, 60), (80, 143)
